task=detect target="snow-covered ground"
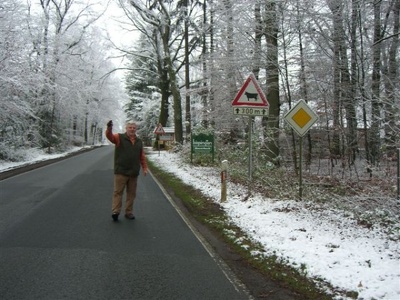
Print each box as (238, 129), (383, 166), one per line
(146, 151), (399, 300)
(1, 147), (399, 300)
(0, 147), (88, 172)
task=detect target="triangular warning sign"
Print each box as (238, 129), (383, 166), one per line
(232, 74), (268, 107)
(154, 123), (165, 134)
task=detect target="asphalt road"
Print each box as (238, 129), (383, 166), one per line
(0, 146), (250, 300)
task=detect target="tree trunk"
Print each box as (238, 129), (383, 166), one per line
(184, 0), (191, 139)
(369, 0), (382, 165)
(357, 5), (370, 163)
(383, 0), (399, 157)
(156, 59), (171, 148)
(262, 0), (280, 164)
(224, 0), (235, 97)
(158, 0), (183, 144)
(348, 0), (361, 164)
(252, 2), (262, 78)
(327, 0), (342, 159)
(164, 50), (183, 144)
(208, 0), (216, 127)
(223, 0), (238, 142)
(201, 0), (209, 128)
(156, 28), (171, 128)
(340, 0), (357, 165)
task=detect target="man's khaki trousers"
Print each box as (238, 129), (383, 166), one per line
(112, 174), (138, 215)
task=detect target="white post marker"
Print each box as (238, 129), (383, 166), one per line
(220, 160), (228, 202)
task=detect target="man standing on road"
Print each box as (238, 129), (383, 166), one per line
(105, 120), (148, 222)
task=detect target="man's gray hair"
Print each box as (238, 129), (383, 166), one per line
(126, 120), (137, 126)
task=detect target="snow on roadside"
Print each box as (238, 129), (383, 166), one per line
(0, 146), (92, 172)
(147, 151), (400, 300)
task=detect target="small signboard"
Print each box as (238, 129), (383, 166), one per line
(159, 135), (174, 141)
(191, 133), (214, 162)
(284, 100), (318, 136)
(233, 106), (269, 116)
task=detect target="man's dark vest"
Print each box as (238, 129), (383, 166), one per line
(114, 133), (143, 176)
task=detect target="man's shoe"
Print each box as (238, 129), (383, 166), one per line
(125, 214), (135, 220)
(112, 213), (119, 222)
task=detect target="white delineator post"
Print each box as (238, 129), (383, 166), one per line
(221, 160), (228, 202)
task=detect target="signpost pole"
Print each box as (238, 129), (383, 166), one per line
(299, 136), (303, 200)
(248, 116), (252, 182)
(397, 148), (399, 200)
(212, 134), (215, 162)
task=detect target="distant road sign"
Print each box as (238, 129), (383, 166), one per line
(232, 73), (269, 108)
(284, 100), (318, 136)
(154, 123), (165, 135)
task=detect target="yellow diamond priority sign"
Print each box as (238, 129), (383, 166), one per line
(284, 100), (318, 136)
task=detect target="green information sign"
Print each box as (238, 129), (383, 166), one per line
(191, 133), (214, 162)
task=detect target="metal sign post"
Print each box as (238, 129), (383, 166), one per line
(397, 148), (400, 200)
(299, 136), (303, 199)
(248, 117), (252, 181)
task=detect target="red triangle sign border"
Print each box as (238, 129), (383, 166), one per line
(154, 124), (165, 134)
(231, 73), (269, 107)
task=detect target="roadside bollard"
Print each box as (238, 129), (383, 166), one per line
(221, 160), (228, 202)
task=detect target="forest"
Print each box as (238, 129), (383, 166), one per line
(1, 1), (399, 202)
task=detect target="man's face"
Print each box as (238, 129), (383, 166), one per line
(126, 124), (137, 137)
